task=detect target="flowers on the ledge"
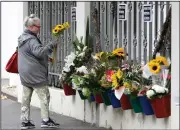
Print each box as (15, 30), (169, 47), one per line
(146, 84), (169, 99)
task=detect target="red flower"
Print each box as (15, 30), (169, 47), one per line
(106, 70), (115, 82)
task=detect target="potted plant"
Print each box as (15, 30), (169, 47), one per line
(60, 17), (93, 96)
(144, 56), (171, 118)
(137, 78), (154, 115)
(120, 62), (145, 113)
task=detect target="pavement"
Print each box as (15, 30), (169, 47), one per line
(1, 95), (106, 130)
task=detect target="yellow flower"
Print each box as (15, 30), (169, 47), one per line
(156, 56), (168, 66)
(112, 48), (125, 57)
(123, 82), (131, 88)
(131, 84), (138, 91)
(148, 62), (161, 74)
(56, 24), (65, 32)
(52, 28), (60, 34)
(63, 22), (70, 29)
(100, 52), (104, 57)
(116, 69), (123, 79)
(95, 52), (104, 60)
(111, 74), (119, 89)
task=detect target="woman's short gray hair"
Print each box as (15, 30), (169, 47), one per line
(24, 14), (40, 28)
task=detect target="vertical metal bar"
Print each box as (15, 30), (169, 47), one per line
(68, 2), (72, 54)
(61, 2), (65, 69)
(143, 2), (148, 64)
(107, 2), (113, 51)
(40, 2), (44, 42)
(100, 2), (105, 51)
(64, 2), (68, 58)
(112, 2), (118, 50)
(127, 2), (132, 61)
(153, 1), (158, 58)
(148, 2), (153, 61)
(137, 2), (142, 63)
(123, 2), (128, 59)
(133, 2), (137, 63)
(42, 2), (46, 45)
(47, 2), (53, 87)
(66, 2), (71, 55)
(28, 2), (34, 15)
(117, 2), (123, 48)
(103, 2), (107, 52)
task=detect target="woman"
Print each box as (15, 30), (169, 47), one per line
(18, 14), (60, 129)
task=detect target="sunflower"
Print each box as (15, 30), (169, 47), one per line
(56, 24), (65, 31)
(116, 69), (123, 79)
(63, 22), (70, 29)
(52, 28), (60, 35)
(111, 74), (119, 89)
(112, 48), (125, 57)
(148, 62), (161, 74)
(155, 56), (169, 66)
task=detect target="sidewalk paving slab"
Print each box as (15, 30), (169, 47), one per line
(1, 99), (107, 130)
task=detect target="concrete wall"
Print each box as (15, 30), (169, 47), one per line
(171, 2), (180, 129)
(16, 2), (179, 130)
(1, 2), (24, 86)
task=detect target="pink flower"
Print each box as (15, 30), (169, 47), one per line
(121, 64), (129, 70)
(106, 70), (114, 82)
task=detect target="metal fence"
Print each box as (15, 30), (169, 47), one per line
(28, 2), (76, 88)
(28, 1), (171, 88)
(89, 1), (171, 64)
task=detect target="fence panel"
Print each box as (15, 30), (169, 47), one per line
(90, 1), (171, 64)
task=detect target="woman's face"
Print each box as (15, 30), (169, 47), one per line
(29, 20), (41, 34)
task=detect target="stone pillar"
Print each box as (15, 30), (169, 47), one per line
(76, 2), (90, 42)
(171, 2), (180, 129)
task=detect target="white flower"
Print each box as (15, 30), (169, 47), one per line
(76, 66), (88, 74)
(76, 51), (79, 54)
(78, 52), (85, 57)
(82, 88), (90, 97)
(83, 46), (87, 51)
(63, 66), (70, 72)
(64, 52), (76, 63)
(146, 90), (155, 99)
(77, 46), (81, 51)
(152, 85), (168, 94)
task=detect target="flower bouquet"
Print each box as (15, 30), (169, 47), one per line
(71, 66), (91, 100)
(50, 22), (70, 63)
(144, 56), (171, 118)
(92, 49), (126, 105)
(60, 17), (94, 96)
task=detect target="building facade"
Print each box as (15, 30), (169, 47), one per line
(1, 1), (179, 129)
